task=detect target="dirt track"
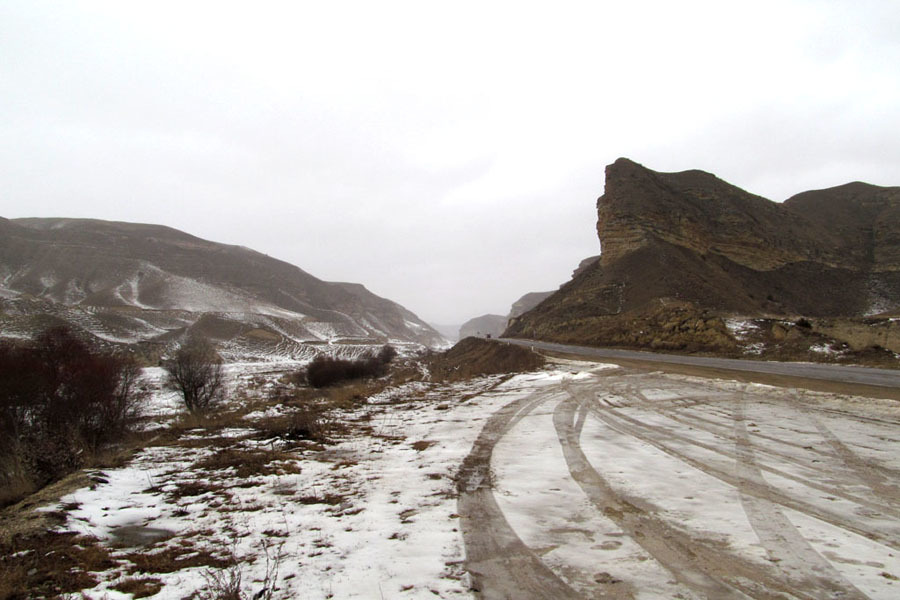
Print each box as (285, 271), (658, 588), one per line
(458, 364), (900, 599)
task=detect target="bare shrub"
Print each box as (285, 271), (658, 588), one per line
(0, 327), (145, 503)
(255, 406), (331, 443)
(164, 336), (225, 413)
(198, 540), (283, 600)
(305, 344), (397, 388)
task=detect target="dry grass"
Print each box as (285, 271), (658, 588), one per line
(0, 359), (413, 599)
(0, 532), (115, 599)
(110, 577), (164, 598)
(194, 448), (302, 478)
(411, 440), (436, 452)
(296, 493), (344, 505)
(165, 480), (230, 501)
(0, 477), (35, 510)
(252, 404), (345, 444)
(123, 545), (236, 574)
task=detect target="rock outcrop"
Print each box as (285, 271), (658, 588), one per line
(506, 159), (900, 358)
(508, 291), (554, 319)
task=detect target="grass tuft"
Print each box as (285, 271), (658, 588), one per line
(111, 577), (164, 598)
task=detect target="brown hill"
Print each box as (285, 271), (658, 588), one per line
(0, 217), (444, 355)
(506, 159), (900, 360)
(458, 314), (507, 340)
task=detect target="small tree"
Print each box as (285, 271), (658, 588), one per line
(377, 344), (398, 365)
(164, 336), (225, 413)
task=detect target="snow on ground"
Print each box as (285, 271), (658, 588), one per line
(33, 359), (900, 599)
(490, 368), (900, 599)
(491, 390), (705, 599)
(724, 317), (758, 340)
(44, 365), (570, 599)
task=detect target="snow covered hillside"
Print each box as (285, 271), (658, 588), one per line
(0, 217), (446, 354)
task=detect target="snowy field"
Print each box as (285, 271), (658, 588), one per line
(42, 364), (569, 599)
(38, 360), (900, 599)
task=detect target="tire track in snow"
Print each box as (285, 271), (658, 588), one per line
(616, 384), (900, 521)
(619, 379), (900, 490)
(554, 392), (752, 599)
(794, 392), (900, 508)
(574, 385), (900, 550)
(457, 388), (583, 599)
(732, 392), (869, 600)
(613, 386), (900, 528)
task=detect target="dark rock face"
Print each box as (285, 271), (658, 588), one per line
(0, 217), (444, 352)
(506, 159), (900, 353)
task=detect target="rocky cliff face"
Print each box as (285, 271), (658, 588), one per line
(597, 159), (818, 270)
(506, 159), (900, 357)
(508, 291), (554, 319)
(0, 218), (444, 356)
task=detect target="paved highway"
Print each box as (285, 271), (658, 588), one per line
(498, 338), (900, 390)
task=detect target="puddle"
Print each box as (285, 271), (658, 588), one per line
(110, 525), (174, 547)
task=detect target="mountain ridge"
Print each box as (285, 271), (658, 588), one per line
(505, 159), (900, 361)
(0, 217), (444, 356)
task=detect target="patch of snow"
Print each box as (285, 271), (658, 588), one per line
(725, 318), (758, 340)
(810, 343), (837, 354)
(744, 342), (765, 355)
(0, 285), (21, 299)
(404, 319), (427, 332)
(46, 366), (560, 599)
(39, 274), (57, 289)
(302, 320), (343, 341)
(493, 395), (710, 598)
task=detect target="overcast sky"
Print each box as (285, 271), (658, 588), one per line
(2, 1), (899, 324)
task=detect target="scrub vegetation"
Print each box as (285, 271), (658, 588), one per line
(0, 327), (145, 507)
(304, 344), (398, 388)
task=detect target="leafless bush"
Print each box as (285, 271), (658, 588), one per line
(0, 327), (145, 503)
(255, 405), (331, 443)
(198, 539), (283, 600)
(305, 344), (397, 388)
(164, 336), (225, 413)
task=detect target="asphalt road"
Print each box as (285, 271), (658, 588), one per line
(497, 338), (900, 390)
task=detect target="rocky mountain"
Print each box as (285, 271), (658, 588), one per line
(0, 218), (444, 358)
(458, 314), (507, 339)
(506, 159), (900, 359)
(459, 261), (599, 340)
(508, 291), (554, 319)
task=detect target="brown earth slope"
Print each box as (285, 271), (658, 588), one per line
(506, 159), (900, 360)
(0, 218), (444, 352)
